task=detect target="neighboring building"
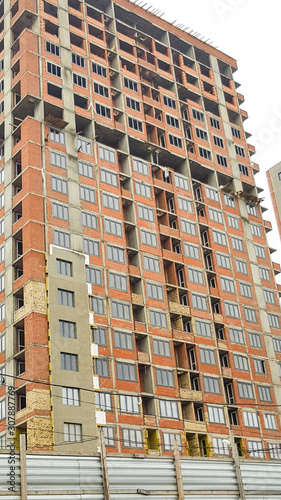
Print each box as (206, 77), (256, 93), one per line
(267, 162), (281, 241)
(0, 0), (281, 460)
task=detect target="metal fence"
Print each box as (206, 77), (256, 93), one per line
(1, 450), (281, 499)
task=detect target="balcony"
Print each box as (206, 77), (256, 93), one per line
(240, 109), (248, 120)
(159, 224), (180, 239)
(144, 415), (157, 427)
(131, 293), (143, 305)
(184, 420), (207, 433)
(128, 265), (140, 277)
(137, 351), (149, 363)
(169, 302), (190, 316)
(251, 162), (259, 173)
(213, 313), (224, 323)
(221, 367), (232, 378)
(263, 220), (272, 232)
(273, 262), (281, 275)
(180, 388), (202, 402)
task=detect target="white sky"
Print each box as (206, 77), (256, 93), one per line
(136, 0), (281, 268)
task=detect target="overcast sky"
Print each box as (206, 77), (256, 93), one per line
(134, 0), (281, 267)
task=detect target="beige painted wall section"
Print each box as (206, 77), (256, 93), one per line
(47, 246), (98, 454)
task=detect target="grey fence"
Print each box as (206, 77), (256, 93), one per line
(1, 451), (281, 498)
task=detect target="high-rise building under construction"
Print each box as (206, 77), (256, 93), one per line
(1, 0), (281, 459)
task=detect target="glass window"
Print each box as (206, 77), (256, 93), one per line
(264, 414), (277, 430)
(147, 282), (164, 300)
(49, 128), (65, 144)
(62, 387), (79, 406)
(85, 266), (102, 285)
(178, 197), (193, 213)
(238, 382), (254, 399)
(253, 358), (266, 375)
(229, 327), (244, 345)
(143, 255), (160, 273)
(199, 348), (216, 365)
(231, 236), (243, 252)
(96, 392), (112, 411)
(51, 175), (68, 193)
(82, 212), (97, 229)
(64, 423), (81, 442)
(205, 186), (219, 202)
(83, 238), (100, 256)
(78, 161), (94, 178)
(135, 180), (152, 199)
(100, 168), (118, 187)
(56, 259), (72, 276)
(258, 385), (272, 402)
(111, 300), (131, 320)
(53, 229), (70, 248)
(192, 293), (208, 311)
(212, 229), (227, 246)
(153, 339), (171, 357)
(248, 440), (264, 459)
(203, 376), (220, 394)
(92, 326), (107, 346)
(96, 358), (109, 377)
(58, 289), (74, 307)
(268, 314), (280, 329)
(116, 361), (137, 381)
(114, 330), (133, 350)
(156, 368), (174, 387)
(80, 186), (96, 203)
(244, 307), (257, 323)
(248, 332), (261, 349)
(236, 259), (248, 274)
(90, 296), (105, 315)
(50, 150), (66, 168)
(243, 411), (259, 428)
(149, 309), (167, 328)
(109, 272), (127, 291)
(195, 320), (212, 338)
(59, 320), (76, 339)
(255, 244), (266, 259)
(106, 244), (125, 263)
(209, 208), (223, 224)
(163, 433), (182, 451)
(208, 406), (225, 424)
(120, 395), (139, 414)
(221, 276), (235, 294)
(159, 400), (179, 418)
(137, 203), (154, 222)
(181, 219), (196, 235)
(76, 137), (92, 154)
(61, 352), (78, 371)
(133, 158), (149, 176)
(233, 354), (249, 371)
(240, 283), (252, 298)
(140, 229), (157, 247)
(52, 202), (68, 220)
(122, 428), (143, 448)
(184, 243), (200, 260)
(98, 144), (115, 163)
(104, 218), (123, 236)
(174, 173), (189, 191)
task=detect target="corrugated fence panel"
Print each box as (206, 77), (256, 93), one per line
(26, 455), (103, 494)
(111, 496), (178, 500)
(241, 461), (281, 495)
(107, 457), (177, 493)
(185, 496), (239, 500)
(26, 496), (104, 500)
(181, 460), (238, 493)
(0, 453), (20, 497)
